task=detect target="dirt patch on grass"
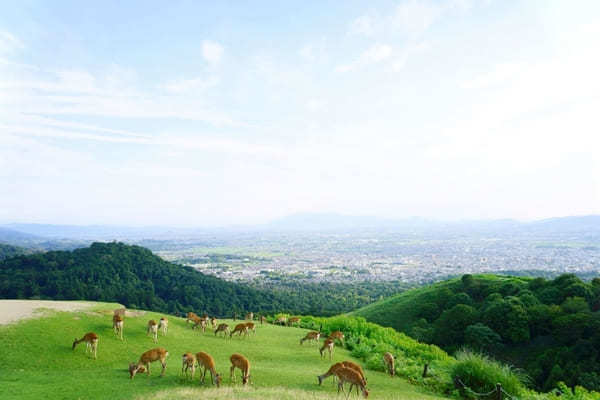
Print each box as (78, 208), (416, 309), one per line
(0, 300), (95, 325)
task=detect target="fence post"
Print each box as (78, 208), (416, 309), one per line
(496, 383), (502, 400)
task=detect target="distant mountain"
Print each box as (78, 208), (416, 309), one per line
(526, 215), (600, 233)
(0, 227), (40, 243)
(266, 212), (436, 231)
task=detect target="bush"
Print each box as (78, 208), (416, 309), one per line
(451, 350), (528, 398)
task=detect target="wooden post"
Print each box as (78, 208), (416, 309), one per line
(496, 383), (502, 400)
(422, 363), (429, 378)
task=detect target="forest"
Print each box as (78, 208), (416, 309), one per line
(0, 242), (400, 317)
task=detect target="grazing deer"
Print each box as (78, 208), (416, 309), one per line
(229, 353), (251, 385)
(215, 323), (230, 337)
(343, 360), (366, 382)
(300, 331), (320, 345)
(113, 314), (124, 340)
(191, 316), (207, 332)
(129, 348), (169, 379)
(230, 323), (249, 338)
(147, 320), (158, 343)
(186, 312), (198, 324)
(318, 362), (344, 385)
(72, 332), (99, 359)
(245, 322), (256, 335)
(335, 366), (369, 398)
(383, 352), (395, 377)
(196, 351), (222, 387)
(158, 317), (168, 336)
(245, 312), (254, 321)
(210, 317), (217, 330)
(260, 315), (267, 324)
(320, 338), (335, 360)
(181, 352), (196, 380)
(275, 316), (287, 326)
(287, 316), (300, 326)
(329, 331), (345, 346)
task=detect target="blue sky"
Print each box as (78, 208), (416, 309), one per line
(1, 0), (599, 226)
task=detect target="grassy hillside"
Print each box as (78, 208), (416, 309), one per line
(0, 301), (447, 400)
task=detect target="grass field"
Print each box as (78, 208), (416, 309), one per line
(0, 302), (448, 400)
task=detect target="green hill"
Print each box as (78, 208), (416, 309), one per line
(353, 274), (600, 392)
(0, 301), (448, 400)
(0, 242), (31, 260)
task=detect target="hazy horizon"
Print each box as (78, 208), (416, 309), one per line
(2, 1), (599, 226)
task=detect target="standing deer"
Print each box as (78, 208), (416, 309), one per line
(196, 351), (222, 387)
(300, 331), (320, 345)
(287, 316), (301, 326)
(114, 308), (126, 317)
(215, 323), (230, 337)
(245, 312), (254, 321)
(147, 320), (158, 343)
(245, 322), (256, 335)
(113, 314), (124, 340)
(181, 352), (196, 380)
(210, 317), (217, 330)
(329, 331), (345, 346)
(260, 315), (267, 325)
(158, 317), (168, 336)
(72, 332), (99, 359)
(383, 352), (395, 377)
(186, 312), (198, 324)
(230, 323), (249, 338)
(229, 353), (251, 385)
(320, 338), (335, 360)
(335, 366), (369, 398)
(129, 348), (169, 379)
(275, 316), (287, 326)
(343, 360), (366, 383)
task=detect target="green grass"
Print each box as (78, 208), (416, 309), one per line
(0, 302), (448, 400)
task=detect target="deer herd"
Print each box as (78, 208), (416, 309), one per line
(71, 309), (397, 398)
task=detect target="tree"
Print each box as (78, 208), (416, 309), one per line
(464, 323), (501, 353)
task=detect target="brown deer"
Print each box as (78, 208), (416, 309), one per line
(181, 352), (196, 380)
(113, 314), (124, 340)
(343, 360), (366, 382)
(72, 332), (99, 359)
(210, 317), (217, 330)
(186, 312), (198, 324)
(147, 320), (158, 343)
(229, 353), (251, 385)
(260, 315), (267, 324)
(114, 308), (126, 317)
(383, 352), (395, 377)
(191, 315), (207, 332)
(320, 338), (335, 360)
(329, 330), (345, 346)
(317, 362), (344, 385)
(196, 351), (222, 387)
(300, 331), (320, 345)
(335, 366), (369, 398)
(245, 322), (256, 335)
(230, 323), (249, 338)
(215, 323), (230, 337)
(158, 317), (168, 336)
(275, 316), (287, 326)
(287, 316), (300, 326)
(129, 348), (169, 379)
(245, 312), (254, 320)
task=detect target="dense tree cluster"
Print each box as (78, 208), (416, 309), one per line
(0, 242), (401, 318)
(0, 243), (28, 260)
(403, 274), (600, 391)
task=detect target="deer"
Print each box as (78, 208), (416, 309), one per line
(229, 353), (251, 385)
(320, 338), (335, 360)
(114, 308), (126, 317)
(196, 351), (222, 387)
(186, 312), (198, 324)
(72, 332), (99, 359)
(113, 314), (124, 340)
(210, 317), (217, 330)
(191, 315), (207, 332)
(245, 312), (254, 320)
(329, 330), (345, 346)
(245, 322), (256, 335)
(181, 352), (196, 380)
(275, 316), (287, 326)
(335, 366), (369, 399)
(383, 352), (395, 377)
(129, 348), (169, 379)
(230, 323), (249, 338)
(215, 323), (230, 337)
(287, 316), (300, 326)
(260, 315), (267, 324)
(158, 317), (168, 336)
(343, 360), (366, 383)
(317, 362), (345, 385)
(300, 331), (320, 345)
(147, 320), (158, 343)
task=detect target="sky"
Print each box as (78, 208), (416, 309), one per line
(1, 0), (599, 227)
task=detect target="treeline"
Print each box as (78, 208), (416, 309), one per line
(0, 243), (29, 260)
(0, 242), (402, 317)
(400, 274), (600, 391)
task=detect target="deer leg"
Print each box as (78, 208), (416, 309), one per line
(146, 362), (151, 376)
(160, 360), (166, 377)
(230, 365), (235, 381)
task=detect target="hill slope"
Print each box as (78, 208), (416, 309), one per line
(0, 301), (447, 400)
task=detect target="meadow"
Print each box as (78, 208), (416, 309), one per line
(0, 302), (447, 400)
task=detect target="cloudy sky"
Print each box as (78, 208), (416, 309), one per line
(1, 0), (599, 226)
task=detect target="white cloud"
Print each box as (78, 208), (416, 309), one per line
(0, 31), (23, 54)
(336, 43), (392, 72)
(202, 40), (224, 64)
(160, 75), (219, 93)
(392, 0), (443, 36)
